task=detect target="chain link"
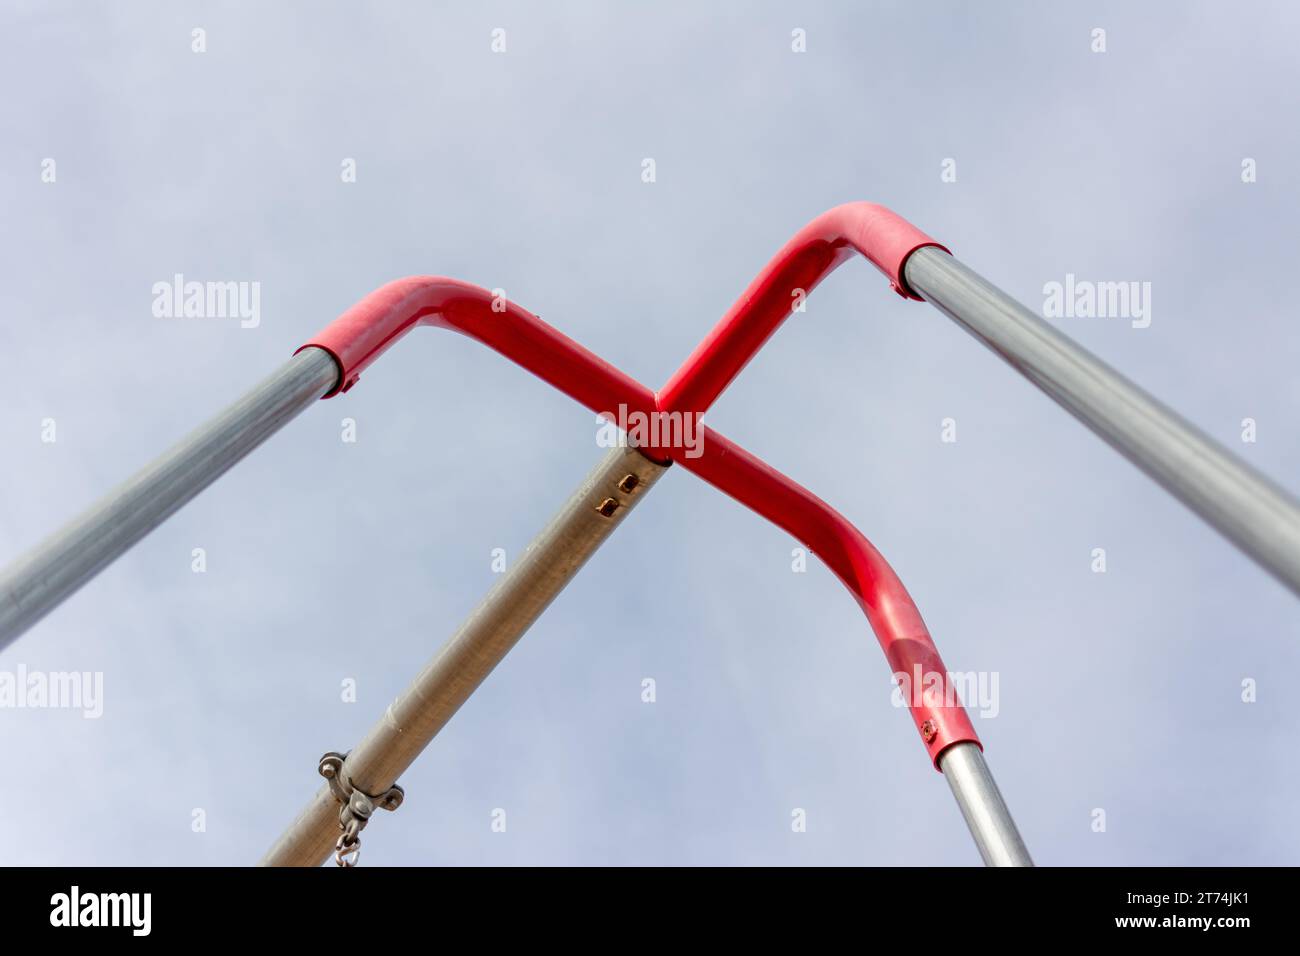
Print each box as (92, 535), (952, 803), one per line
(334, 833), (361, 868)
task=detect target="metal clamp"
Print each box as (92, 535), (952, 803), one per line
(318, 751), (404, 867)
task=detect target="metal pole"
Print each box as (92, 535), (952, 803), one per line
(939, 742), (1033, 866)
(261, 443), (669, 866)
(905, 246), (1300, 597)
(0, 347), (340, 651)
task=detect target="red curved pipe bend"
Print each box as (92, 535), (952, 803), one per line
(297, 276), (660, 415)
(657, 201), (948, 416)
(681, 430), (978, 767)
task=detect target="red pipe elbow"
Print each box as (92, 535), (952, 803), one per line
(674, 432), (979, 767)
(297, 276), (659, 418)
(657, 202), (947, 416)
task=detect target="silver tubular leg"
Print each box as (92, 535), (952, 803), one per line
(906, 246), (1300, 597)
(260, 444), (669, 866)
(939, 742), (1033, 867)
(0, 348), (340, 651)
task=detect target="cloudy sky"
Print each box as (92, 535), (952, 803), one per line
(2, 1), (1297, 866)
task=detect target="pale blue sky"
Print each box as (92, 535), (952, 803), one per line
(2, 0), (1297, 865)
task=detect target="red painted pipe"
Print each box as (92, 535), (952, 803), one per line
(298, 248), (978, 766)
(657, 202), (947, 416)
(297, 276), (657, 412)
(682, 429), (977, 767)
